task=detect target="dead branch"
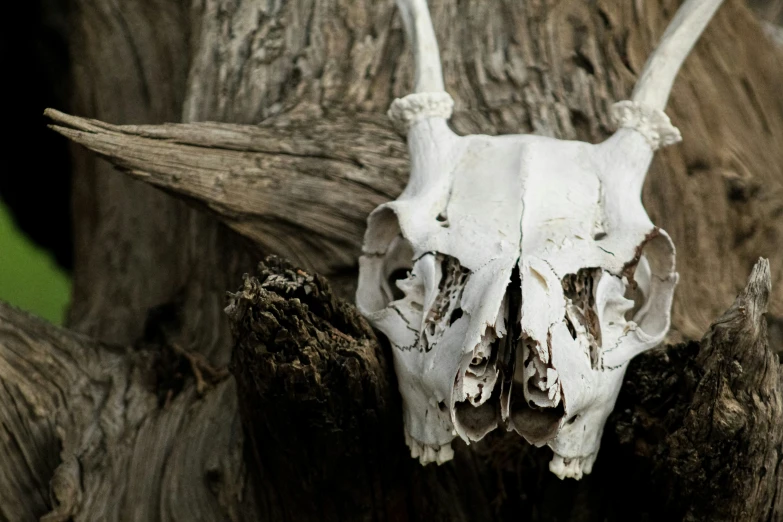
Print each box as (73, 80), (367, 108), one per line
(0, 302), (260, 522)
(45, 108), (406, 280)
(223, 256), (782, 521)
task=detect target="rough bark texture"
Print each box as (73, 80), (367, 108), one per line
(1, 255), (781, 520)
(63, 0), (783, 354)
(610, 260), (783, 521)
(0, 301), (261, 522)
(1, 0), (782, 520)
(227, 256), (501, 522)
(7, 247), (741, 522)
(219, 257), (783, 520)
(44, 108), (406, 295)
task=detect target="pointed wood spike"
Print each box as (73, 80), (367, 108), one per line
(45, 109), (408, 278)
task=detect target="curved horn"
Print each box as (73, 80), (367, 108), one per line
(388, 0), (455, 147)
(396, 0), (446, 93)
(388, 0), (457, 202)
(632, 0), (725, 111)
(608, 0), (724, 157)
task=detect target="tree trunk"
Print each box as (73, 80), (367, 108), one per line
(2, 0), (782, 520)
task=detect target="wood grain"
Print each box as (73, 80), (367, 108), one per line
(3, 0), (781, 519)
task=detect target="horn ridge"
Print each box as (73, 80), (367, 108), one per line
(395, 0), (446, 93)
(632, 0), (725, 112)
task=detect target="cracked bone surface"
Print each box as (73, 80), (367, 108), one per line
(356, 0), (721, 477)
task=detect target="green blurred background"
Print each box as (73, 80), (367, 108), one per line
(2, 0), (73, 326)
(0, 200), (70, 324)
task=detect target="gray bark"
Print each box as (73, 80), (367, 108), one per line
(1, 0), (783, 520)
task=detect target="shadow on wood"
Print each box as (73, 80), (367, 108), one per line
(223, 256), (782, 521)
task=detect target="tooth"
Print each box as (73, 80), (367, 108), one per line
(550, 454), (566, 479)
(582, 452), (597, 475)
(408, 437), (421, 459)
(549, 453), (590, 480)
(436, 443), (454, 464)
(422, 445), (437, 464)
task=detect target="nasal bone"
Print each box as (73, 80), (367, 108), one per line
(497, 264), (522, 428)
(495, 264), (566, 443)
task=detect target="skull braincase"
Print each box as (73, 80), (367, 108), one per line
(356, 0), (721, 479)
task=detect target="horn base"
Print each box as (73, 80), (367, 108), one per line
(610, 101), (682, 151)
(388, 92), (455, 134)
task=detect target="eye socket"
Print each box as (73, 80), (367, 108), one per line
(622, 232), (676, 337)
(379, 235), (414, 305)
(387, 268), (410, 301)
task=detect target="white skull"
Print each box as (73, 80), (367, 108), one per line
(356, 0), (721, 478)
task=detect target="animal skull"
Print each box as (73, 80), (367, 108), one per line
(357, 0), (723, 478)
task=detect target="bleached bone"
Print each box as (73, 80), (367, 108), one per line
(395, 0), (445, 93)
(611, 0), (724, 151)
(357, 0), (722, 477)
(632, 0), (724, 112)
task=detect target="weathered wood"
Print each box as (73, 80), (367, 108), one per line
(45, 108), (405, 287)
(5, 0), (780, 519)
(749, 0), (783, 24)
(66, 0), (198, 349)
(609, 259), (783, 521)
(228, 257), (405, 521)
(227, 256), (500, 521)
(669, 259), (781, 520)
(0, 302), (261, 521)
(1, 255), (778, 520)
(0, 304), (78, 521)
(223, 256), (781, 521)
(50, 0), (783, 342)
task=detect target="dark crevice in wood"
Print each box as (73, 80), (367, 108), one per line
(221, 256), (782, 521)
(0, 301), (261, 521)
(7, 0), (781, 519)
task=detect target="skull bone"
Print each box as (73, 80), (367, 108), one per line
(356, 94), (678, 477)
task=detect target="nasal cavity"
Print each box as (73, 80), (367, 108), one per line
(508, 335), (564, 443)
(497, 265), (522, 385)
(500, 264), (565, 443)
